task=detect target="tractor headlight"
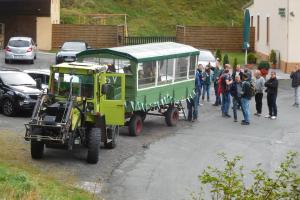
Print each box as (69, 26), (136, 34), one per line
(86, 102), (94, 112)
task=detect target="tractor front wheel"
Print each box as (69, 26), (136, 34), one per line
(165, 107), (179, 126)
(129, 114), (143, 136)
(87, 128), (101, 164)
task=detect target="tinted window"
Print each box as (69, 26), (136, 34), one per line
(8, 40), (30, 47)
(61, 42), (86, 51)
(138, 61), (156, 89)
(175, 57), (188, 82)
(0, 72), (36, 85)
(199, 51), (215, 61)
(158, 59), (174, 85)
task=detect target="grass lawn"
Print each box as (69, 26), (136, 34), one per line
(0, 130), (96, 200)
(223, 52), (246, 66)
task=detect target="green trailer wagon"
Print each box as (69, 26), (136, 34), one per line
(77, 42), (200, 136)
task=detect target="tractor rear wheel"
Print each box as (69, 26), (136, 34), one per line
(165, 107), (179, 126)
(87, 128), (101, 164)
(128, 114), (143, 136)
(104, 126), (119, 149)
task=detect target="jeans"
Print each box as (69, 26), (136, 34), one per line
(187, 94), (199, 121)
(214, 82), (221, 105)
(295, 86), (300, 105)
(267, 93), (277, 116)
(202, 84), (210, 100)
(196, 87), (202, 105)
(255, 93), (263, 114)
(221, 92), (231, 115)
(232, 97), (242, 120)
(241, 97), (250, 123)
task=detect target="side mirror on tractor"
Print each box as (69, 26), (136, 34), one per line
(101, 84), (109, 95)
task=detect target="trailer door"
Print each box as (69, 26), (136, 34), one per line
(99, 73), (125, 125)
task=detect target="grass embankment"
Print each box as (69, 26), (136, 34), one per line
(0, 130), (94, 200)
(61, 0), (250, 36)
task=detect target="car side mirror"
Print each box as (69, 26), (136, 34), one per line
(36, 78), (42, 90)
(101, 84), (109, 95)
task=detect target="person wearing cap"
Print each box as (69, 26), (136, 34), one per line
(240, 73), (252, 125)
(265, 71), (279, 119)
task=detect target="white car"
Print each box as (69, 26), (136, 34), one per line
(5, 37), (37, 64)
(198, 49), (216, 68)
(23, 69), (50, 89)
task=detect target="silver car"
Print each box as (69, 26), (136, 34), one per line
(4, 37), (37, 64)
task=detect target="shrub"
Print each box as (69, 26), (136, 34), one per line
(233, 58), (238, 71)
(215, 49), (222, 62)
(223, 54), (229, 66)
(258, 61), (270, 70)
(247, 53), (257, 64)
(191, 152), (300, 200)
(269, 49), (277, 65)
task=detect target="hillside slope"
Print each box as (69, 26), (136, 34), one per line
(61, 0), (250, 36)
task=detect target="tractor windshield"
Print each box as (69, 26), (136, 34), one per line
(53, 73), (94, 98)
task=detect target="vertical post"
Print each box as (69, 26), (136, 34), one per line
(245, 48), (248, 65)
(155, 61), (159, 86)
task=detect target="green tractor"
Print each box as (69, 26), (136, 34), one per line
(25, 63), (125, 164)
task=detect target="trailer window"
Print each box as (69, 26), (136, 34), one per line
(189, 56), (196, 78)
(175, 57), (188, 82)
(138, 61), (156, 89)
(158, 59), (173, 85)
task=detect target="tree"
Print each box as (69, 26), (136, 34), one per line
(215, 49), (222, 62)
(223, 54), (229, 66)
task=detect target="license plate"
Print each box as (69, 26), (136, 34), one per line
(65, 57), (75, 62)
(14, 55), (23, 59)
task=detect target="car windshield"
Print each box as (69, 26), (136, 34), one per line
(8, 40), (30, 47)
(61, 42), (86, 51)
(54, 73), (94, 98)
(199, 51), (215, 61)
(0, 72), (36, 86)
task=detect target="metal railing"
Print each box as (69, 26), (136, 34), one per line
(123, 36), (176, 45)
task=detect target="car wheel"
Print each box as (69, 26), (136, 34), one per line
(3, 98), (17, 117)
(5, 59), (9, 64)
(34, 54), (37, 59)
(30, 59), (34, 64)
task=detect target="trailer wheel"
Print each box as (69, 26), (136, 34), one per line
(129, 114), (143, 136)
(87, 128), (101, 164)
(104, 126), (119, 149)
(165, 107), (179, 126)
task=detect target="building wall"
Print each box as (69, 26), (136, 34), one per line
(36, 17), (52, 50)
(51, 0), (60, 24)
(248, 0), (300, 72)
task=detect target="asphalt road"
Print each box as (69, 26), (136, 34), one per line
(0, 51), (299, 200)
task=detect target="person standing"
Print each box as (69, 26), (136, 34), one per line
(231, 64), (243, 80)
(195, 64), (203, 106)
(202, 66), (212, 102)
(211, 61), (222, 106)
(265, 71), (279, 119)
(254, 70), (265, 116)
(290, 65), (300, 108)
(230, 75), (243, 122)
(240, 74), (251, 125)
(220, 64), (233, 118)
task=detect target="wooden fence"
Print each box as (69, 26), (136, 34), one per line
(123, 36), (176, 45)
(176, 25), (255, 52)
(52, 24), (125, 49)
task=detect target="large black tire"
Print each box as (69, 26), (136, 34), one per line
(2, 98), (17, 117)
(128, 114), (143, 136)
(31, 141), (44, 159)
(87, 128), (101, 164)
(5, 59), (9, 64)
(104, 126), (119, 149)
(31, 128), (44, 159)
(165, 107), (179, 126)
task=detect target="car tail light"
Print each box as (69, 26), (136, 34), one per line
(5, 47), (11, 52)
(27, 48), (32, 52)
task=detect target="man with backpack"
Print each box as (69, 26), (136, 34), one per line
(241, 73), (252, 125)
(220, 64), (233, 118)
(290, 64), (300, 108)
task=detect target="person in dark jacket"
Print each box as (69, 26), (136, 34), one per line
(241, 73), (251, 125)
(230, 75), (243, 122)
(231, 65), (243, 80)
(211, 61), (222, 106)
(195, 64), (203, 106)
(202, 66), (212, 102)
(264, 71), (279, 119)
(290, 64), (300, 108)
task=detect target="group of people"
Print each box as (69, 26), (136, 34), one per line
(186, 61), (300, 125)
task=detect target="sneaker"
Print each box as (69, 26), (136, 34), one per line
(199, 103), (204, 106)
(241, 121), (250, 125)
(254, 113), (261, 116)
(264, 115), (271, 118)
(225, 114), (231, 118)
(271, 116), (277, 120)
